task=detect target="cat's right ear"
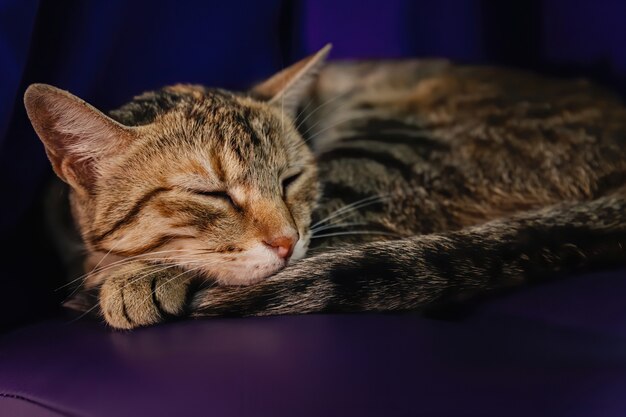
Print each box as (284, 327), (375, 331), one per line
(24, 84), (137, 195)
(252, 44), (332, 117)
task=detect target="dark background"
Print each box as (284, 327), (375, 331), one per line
(2, 0), (626, 330)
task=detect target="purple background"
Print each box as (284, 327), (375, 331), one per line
(1, 0), (626, 329)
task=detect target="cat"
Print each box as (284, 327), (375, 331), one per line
(24, 45), (626, 329)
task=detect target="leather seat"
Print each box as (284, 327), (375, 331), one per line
(2, 268), (626, 417)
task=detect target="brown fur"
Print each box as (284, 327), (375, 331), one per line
(25, 47), (626, 329)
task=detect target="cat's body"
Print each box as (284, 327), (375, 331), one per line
(307, 59), (626, 245)
(191, 59), (626, 317)
(25, 47), (626, 329)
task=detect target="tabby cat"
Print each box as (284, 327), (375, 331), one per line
(24, 45), (626, 329)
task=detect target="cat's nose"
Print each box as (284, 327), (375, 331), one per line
(263, 233), (298, 260)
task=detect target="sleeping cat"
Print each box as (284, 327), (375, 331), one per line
(25, 45), (626, 329)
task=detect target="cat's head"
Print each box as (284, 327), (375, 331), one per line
(24, 45), (331, 285)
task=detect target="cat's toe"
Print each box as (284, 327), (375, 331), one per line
(99, 276), (156, 329)
(99, 269), (190, 329)
(150, 274), (190, 316)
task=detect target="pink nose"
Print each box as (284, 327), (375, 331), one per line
(263, 235), (297, 260)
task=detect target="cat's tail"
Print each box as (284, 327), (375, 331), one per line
(189, 188), (626, 318)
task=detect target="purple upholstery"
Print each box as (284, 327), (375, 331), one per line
(2, 268), (626, 417)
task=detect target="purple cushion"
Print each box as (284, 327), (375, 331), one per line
(1, 268), (626, 417)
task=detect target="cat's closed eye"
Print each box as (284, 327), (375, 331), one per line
(281, 172), (302, 195)
(192, 189), (240, 210)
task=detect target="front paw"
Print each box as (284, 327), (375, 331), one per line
(99, 264), (192, 329)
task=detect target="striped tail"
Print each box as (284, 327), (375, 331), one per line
(190, 189), (626, 317)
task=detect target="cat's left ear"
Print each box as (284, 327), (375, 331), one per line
(252, 44), (332, 117)
(24, 84), (138, 195)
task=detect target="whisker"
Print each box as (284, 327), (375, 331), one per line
(86, 235), (125, 281)
(310, 230), (402, 239)
(62, 254), (207, 301)
(291, 112), (370, 154)
(301, 113), (369, 143)
(61, 255), (215, 306)
(312, 195), (384, 226)
(68, 301), (102, 324)
(57, 237), (136, 291)
(124, 262), (185, 287)
(311, 194), (391, 228)
(294, 97), (315, 129)
(310, 222), (367, 234)
(66, 260), (222, 324)
(57, 248), (216, 291)
(296, 90), (353, 133)
(116, 257), (225, 292)
(124, 257), (227, 288)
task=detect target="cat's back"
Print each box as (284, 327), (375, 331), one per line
(305, 60), (626, 246)
(307, 59), (626, 150)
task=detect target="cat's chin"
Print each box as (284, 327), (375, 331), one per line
(180, 238), (310, 286)
(189, 244), (288, 286)
(212, 263), (286, 286)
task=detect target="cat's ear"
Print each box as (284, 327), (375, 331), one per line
(24, 84), (137, 194)
(252, 44), (332, 117)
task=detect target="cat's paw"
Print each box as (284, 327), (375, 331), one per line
(99, 264), (192, 329)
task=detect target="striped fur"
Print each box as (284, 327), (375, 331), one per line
(26, 49), (626, 328)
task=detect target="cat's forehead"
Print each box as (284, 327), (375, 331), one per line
(109, 84), (272, 127)
(112, 84), (302, 185)
(112, 84), (291, 153)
